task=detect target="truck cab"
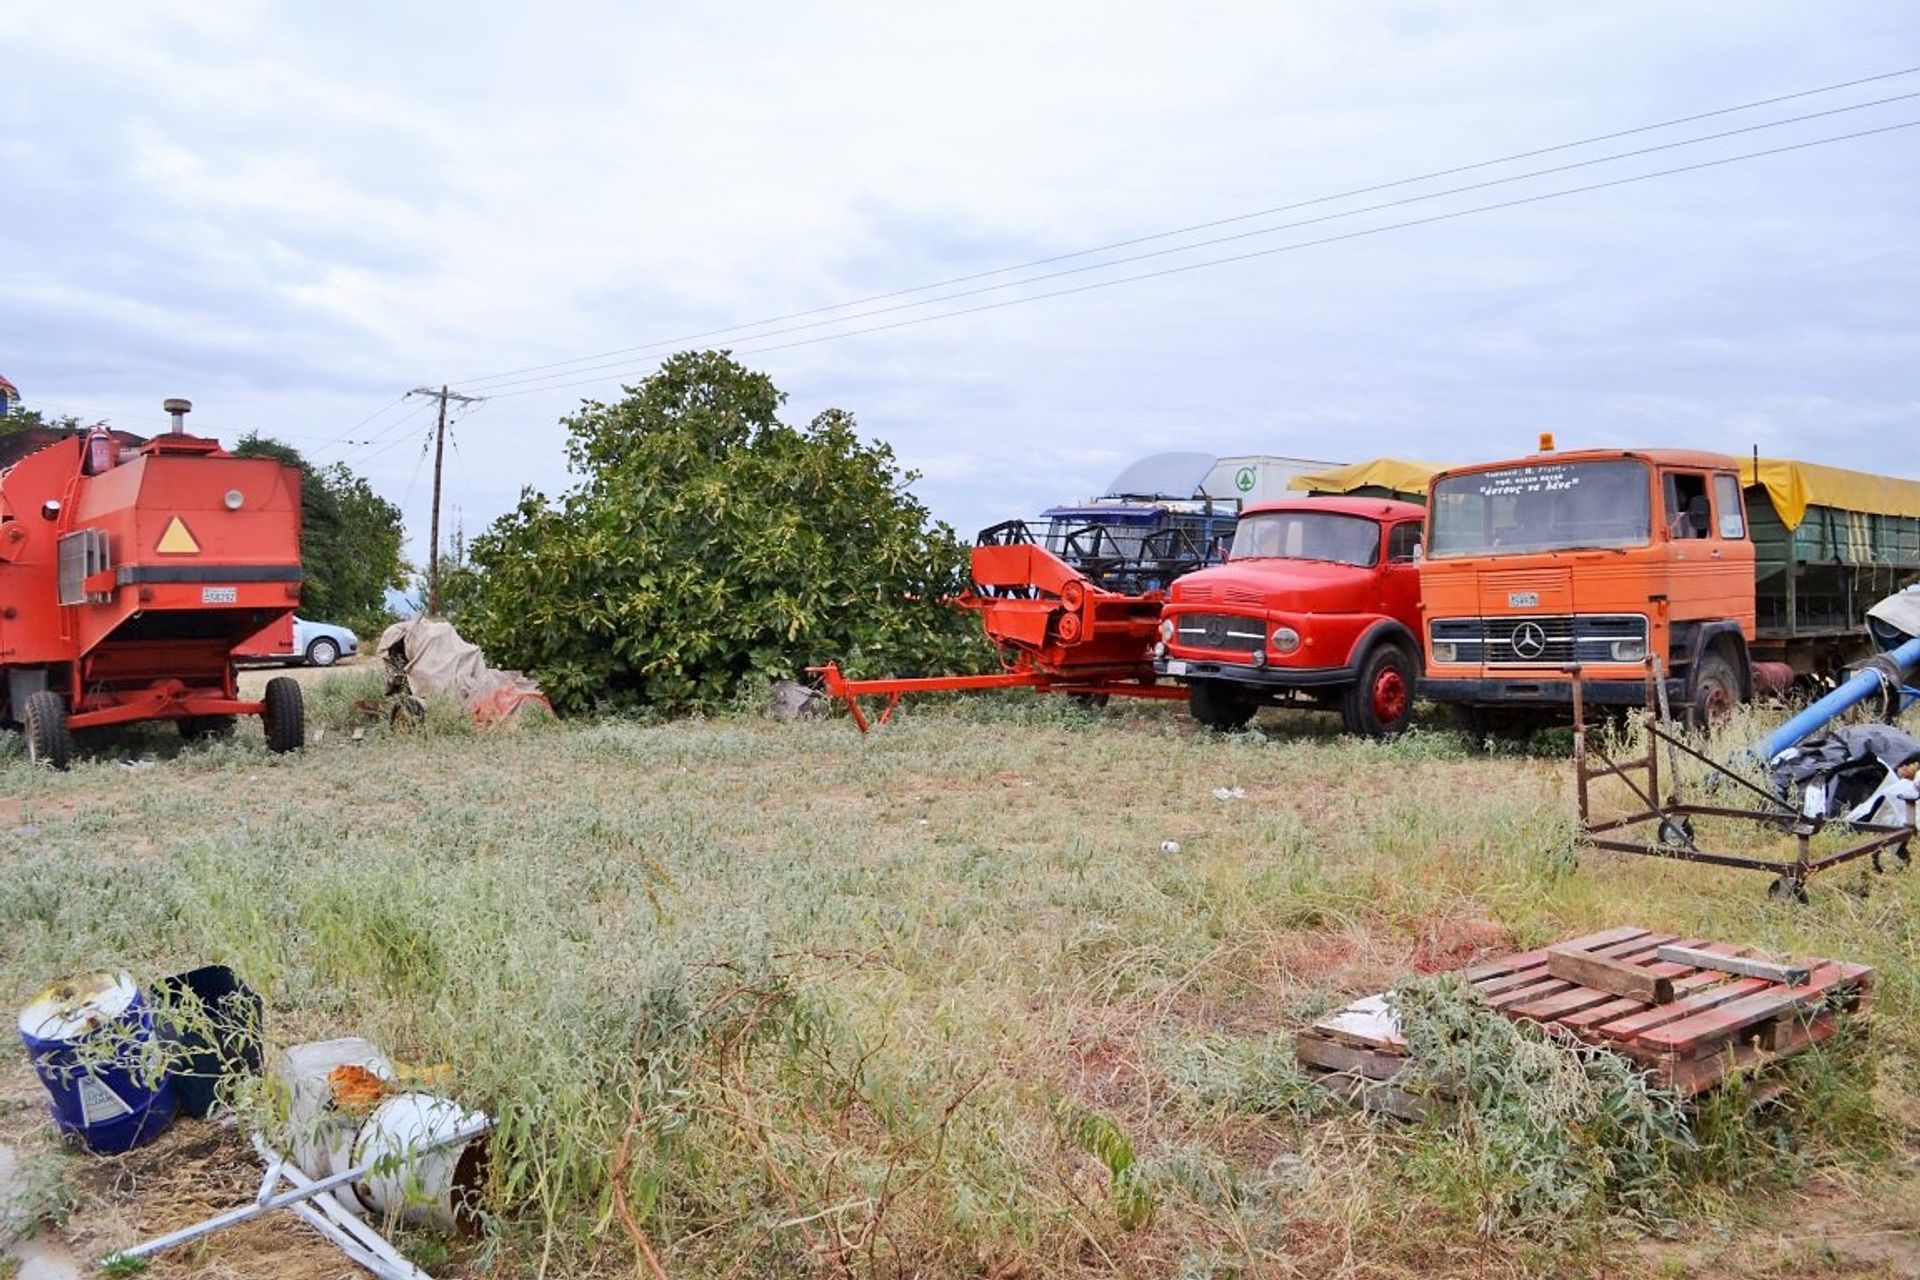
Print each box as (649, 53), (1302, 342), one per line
(1418, 445), (1756, 728)
(1153, 497), (1427, 736)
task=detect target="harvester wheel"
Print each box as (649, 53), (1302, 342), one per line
(262, 677), (305, 754)
(23, 691), (72, 770)
(1188, 680), (1256, 732)
(1341, 644), (1415, 738)
(177, 715), (236, 741)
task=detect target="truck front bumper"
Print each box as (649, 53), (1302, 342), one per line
(1419, 676), (1686, 707)
(1156, 657), (1356, 689)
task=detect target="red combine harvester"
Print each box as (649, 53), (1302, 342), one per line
(1, 399), (307, 767)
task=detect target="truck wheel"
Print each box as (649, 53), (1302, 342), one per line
(178, 716), (237, 741)
(1188, 680), (1256, 732)
(306, 637), (340, 667)
(1341, 645), (1415, 738)
(23, 691), (72, 770)
(262, 677), (305, 754)
(1687, 651), (1741, 729)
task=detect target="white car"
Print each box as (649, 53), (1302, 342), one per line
(293, 616), (359, 667)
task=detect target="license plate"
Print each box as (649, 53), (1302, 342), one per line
(201, 586), (237, 604)
(1507, 591), (1539, 608)
(1164, 660), (1188, 676)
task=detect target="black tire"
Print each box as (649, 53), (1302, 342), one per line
(23, 690), (71, 770)
(1687, 650), (1741, 729)
(1188, 680), (1257, 732)
(1340, 644), (1415, 738)
(262, 677), (305, 754)
(177, 716), (237, 741)
(1767, 874), (1809, 905)
(306, 637), (340, 668)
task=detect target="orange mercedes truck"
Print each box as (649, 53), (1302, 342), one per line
(1418, 441), (1920, 730)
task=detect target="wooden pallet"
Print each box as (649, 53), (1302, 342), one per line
(1295, 926), (1872, 1109)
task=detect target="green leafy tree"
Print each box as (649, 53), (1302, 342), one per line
(462, 351), (984, 715)
(232, 435), (407, 637)
(0, 407), (84, 436)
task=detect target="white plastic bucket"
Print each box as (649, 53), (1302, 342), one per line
(272, 1036), (395, 1200)
(348, 1092), (490, 1231)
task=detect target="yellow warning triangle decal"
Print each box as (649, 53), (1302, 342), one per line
(156, 517), (200, 555)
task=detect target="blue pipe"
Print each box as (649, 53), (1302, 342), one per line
(1752, 632), (1920, 761)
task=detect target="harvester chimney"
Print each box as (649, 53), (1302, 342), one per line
(163, 398), (192, 434)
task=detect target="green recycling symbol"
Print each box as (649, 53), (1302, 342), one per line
(1234, 466), (1256, 493)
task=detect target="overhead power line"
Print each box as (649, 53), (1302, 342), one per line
(484, 117), (1920, 400)
(472, 89), (1920, 398)
(454, 64), (1920, 390)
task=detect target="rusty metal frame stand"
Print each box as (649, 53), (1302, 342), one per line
(1570, 664), (1913, 901)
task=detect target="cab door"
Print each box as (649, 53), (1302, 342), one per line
(1381, 520), (1423, 628)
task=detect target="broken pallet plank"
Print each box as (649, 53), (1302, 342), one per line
(1556, 940), (1735, 1033)
(1591, 976), (1769, 1042)
(1308, 994), (1405, 1052)
(1482, 933), (1678, 1012)
(1545, 947), (1677, 1004)
(1294, 1034), (1409, 1081)
(1458, 925), (1649, 981)
(1652, 945), (1810, 987)
(1635, 962), (1871, 1058)
(1304, 1068), (1431, 1122)
(1660, 1011), (1837, 1096)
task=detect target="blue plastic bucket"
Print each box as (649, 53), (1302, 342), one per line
(17, 973), (178, 1153)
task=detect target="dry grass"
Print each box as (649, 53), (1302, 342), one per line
(1, 686), (1916, 1278)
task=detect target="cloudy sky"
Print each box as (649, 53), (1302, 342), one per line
(6, 2), (1918, 565)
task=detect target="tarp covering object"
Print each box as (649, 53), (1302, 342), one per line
(1749, 457), (1920, 531)
(374, 618), (552, 726)
(1287, 457), (1445, 499)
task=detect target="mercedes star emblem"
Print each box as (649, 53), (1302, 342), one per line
(1511, 620), (1548, 660)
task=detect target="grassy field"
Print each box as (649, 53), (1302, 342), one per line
(1, 675), (1916, 1279)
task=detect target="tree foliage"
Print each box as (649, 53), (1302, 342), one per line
(461, 351), (984, 715)
(0, 407), (84, 436)
(232, 435), (407, 637)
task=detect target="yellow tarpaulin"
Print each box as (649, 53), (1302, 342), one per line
(1751, 457), (1920, 531)
(1287, 457), (1445, 498)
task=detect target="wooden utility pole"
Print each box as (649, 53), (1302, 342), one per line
(408, 385), (483, 616)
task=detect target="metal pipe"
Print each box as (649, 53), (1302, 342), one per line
(102, 1117), (490, 1264)
(256, 1136), (431, 1280)
(1753, 633), (1920, 762)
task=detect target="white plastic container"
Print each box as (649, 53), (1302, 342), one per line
(349, 1092), (490, 1231)
(272, 1036), (396, 1202)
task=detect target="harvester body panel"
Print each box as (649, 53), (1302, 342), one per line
(1, 431), (304, 742)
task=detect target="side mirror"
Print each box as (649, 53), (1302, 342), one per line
(1687, 494), (1711, 535)
(1412, 542), (1425, 564)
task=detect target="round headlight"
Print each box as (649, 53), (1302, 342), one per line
(1158, 618), (1175, 643)
(1432, 641), (1458, 664)
(1271, 626), (1301, 654)
(224, 489), (244, 511)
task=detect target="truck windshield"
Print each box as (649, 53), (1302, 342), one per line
(1229, 512), (1379, 566)
(1428, 459), (1651, 557)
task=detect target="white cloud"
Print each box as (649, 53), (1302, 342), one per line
(3, 1), (1917, 557)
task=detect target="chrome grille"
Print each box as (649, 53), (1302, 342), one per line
(1174, 612), (1267, 653)
(1429, 614), (1647, 665)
